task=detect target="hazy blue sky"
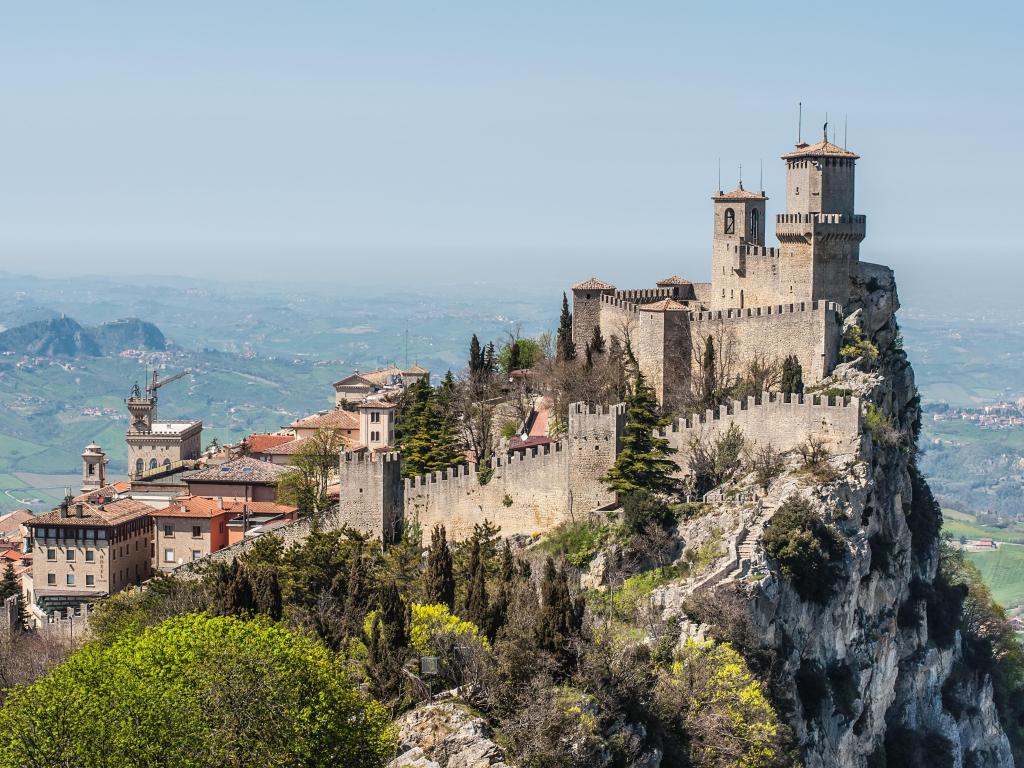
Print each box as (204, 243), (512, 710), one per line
(1, 1), (1021, 304)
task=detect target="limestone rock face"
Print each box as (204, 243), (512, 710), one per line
(388, 701), (511, 768)
(737, 262), (1014, 767)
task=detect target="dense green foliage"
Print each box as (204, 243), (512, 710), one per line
(762, 496), (845, 603)
(840, 324), (879, 362)
(780, 355), (804, 395)
(396, 378), (463, 479)
(0, 614), (392, 768)
(555, 292), (576, 362)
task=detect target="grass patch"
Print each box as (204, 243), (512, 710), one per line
(964, 544), (1024, 612)
(589, 564), (686, 620)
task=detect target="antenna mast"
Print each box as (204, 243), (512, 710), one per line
(798, 101), (802, 143)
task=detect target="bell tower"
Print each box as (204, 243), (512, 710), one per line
(81, 442), (107, 494)
(126, 381), (155, 433)
(710, 182), (767, 308)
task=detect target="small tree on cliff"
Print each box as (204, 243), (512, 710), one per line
(780, 355), (804, 395)
(424, 525), (455, 611)
(603, 370), (679, 496)
(700, 335), (717, 409)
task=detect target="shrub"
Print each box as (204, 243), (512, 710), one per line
(539, 519), (606, 569)
(840, 325), (879, 363)
(0, 615), (393, 768)
(748, 443), (784, 491)
(906, 462), (942, 559)
(865, 403), (900, 446)
(762, 496), (845, 604)
(689, 423), (746, 496)
(620, 490), (673, 533)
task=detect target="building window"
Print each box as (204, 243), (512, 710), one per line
(87, 463), (95, 476)
(192, 525), (201, 538)
(149, 459), (158, 470)
(163, 458), (171, 467)
(46, 548), (56, 561)
(66, 550), (75, 562)
(750, 208), (759, 235)
(85, 549), (94, 562)
(164, 548), (175, 563)
(136, 459), (144, 474)
(86, 575), (95, 587)
(47, 573), (56, 586)
(164, 525), (174, 538)
(795, 186), (800, 195)
(371, 431), (380, 443)
(724, 208), (735, 234)
(66, 574), (75, 586)
(370, 411), (380, 423)
(192, 550), (202, 561)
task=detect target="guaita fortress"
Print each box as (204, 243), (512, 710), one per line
(336, 127), (873, 542)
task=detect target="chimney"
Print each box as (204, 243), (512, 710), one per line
(180, 505), (187, 514)
(75, 503), (84, 518)
(217, 497), (223, 510)
(59, 499), (69, 519)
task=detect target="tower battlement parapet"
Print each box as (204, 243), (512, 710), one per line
(685, 300), (842, 323)
(659, 391), (858, 435)
(730, 243), (781, 259)
(776, 213), (866, 225)
(598, 293), (641, 315)
(615, 287), (676, 304)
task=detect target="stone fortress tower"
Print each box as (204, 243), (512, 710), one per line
(572, 127), (866, 408)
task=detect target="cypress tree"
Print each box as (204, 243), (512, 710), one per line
(507, 340), (521, 373)
(0, 562), (17, 601)
(702, 335), (717, 409)
(424, 525), (455, 611)
(226, 561), (255, 616)
(537, 557), (583, 659)
(251, 568), (283, 621)
(367, 582), (410, 703)
(556, 292), (576, 362)
(341, 543), (369, 640)
(589, 324), (605, 355)
(780, 355), (805, 395)
(483, 341), (497, 376)
(603, 370), (679, 496)
(463, 538), (489, 629)
(468, 334), (483, 375)
(485, 541), (515, 641)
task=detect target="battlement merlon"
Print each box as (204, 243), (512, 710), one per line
(776, 213), (866, 244)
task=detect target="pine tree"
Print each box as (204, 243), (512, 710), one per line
(780, 355), (804, 395)
(589, 324), (605, 355)
(463, 538), (489, 629)
(0, 562), (17, 601)
(485, 541), (515, 641)
(367, 582), (410, 703)
(468, 334), (484, 375)
(701, 335), (717, 409)
(483, 341), (497, 376)
(251, 568), (283, 620)
(603, 370), (680, 496)
(556, 292), (576, 362)
(341, 543), (369, 640)
(424, 525), (455, 611)
(224, 560), (255, 616)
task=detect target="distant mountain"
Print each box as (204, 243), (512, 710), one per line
(0, 302), (60, 331)
(0, 316), (166, 357)
(90, 318), (167, 354)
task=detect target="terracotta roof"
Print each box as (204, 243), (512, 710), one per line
(1, 549), (25, 562)
(639, 299), (687, 312)
(289, 409), (359, 431)
(572, 277), (615, 291)
(185, 457), (289, 484)
(152, 497), (298, 519)
(73, 482), (131, 504)
(358, 399), (397, 410)
(713, 185), (766, 200)
(0, 509), (34, 535)
(333, 365), (407, 389)
(508, 435), (554, 451)
(782, 139), (859, 160)
(656, 275), (693, 286)
(262, 438), (311, 456)
(245, 434), (296, 453)
(29, 498), (152, 528)
(403, 365), (429, 375)
(333, 372), (375, 389)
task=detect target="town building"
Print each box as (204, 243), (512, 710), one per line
(125, 380), (202, 478)
(332, 364), (430, 407)
(183, 456), (289, 502)
(22, 493), (153, 622)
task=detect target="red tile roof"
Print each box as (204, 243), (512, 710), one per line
(185, 457), (289, 484)
(639, 298), (687, 312)
(713, 185), (766, 200)
(245, 434), (296, 453)
(656, 275), (692, 286)
(289, 409), (360, 430)
(572, 277), (615, 291)
(781, 139), (858, 160)
(30, 498), (152, 528)
(152, 497), (298, 519)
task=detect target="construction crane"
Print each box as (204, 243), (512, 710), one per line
(147, 369), (193, 403)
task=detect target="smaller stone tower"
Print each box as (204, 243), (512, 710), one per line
(80, 442), (107, 494)
(571, 277), (615, 349)
(710, 183), (768, 308)
(126, 381), (155, 433)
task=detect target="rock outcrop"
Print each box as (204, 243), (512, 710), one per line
(388, 701), (512, 768)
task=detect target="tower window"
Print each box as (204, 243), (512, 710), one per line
(750, 208), (760, 235)
(136, 459), (144, 474)
(724, 208), (735, 234)
(149, 459), (158, 470)
(795, 186), (800, 195)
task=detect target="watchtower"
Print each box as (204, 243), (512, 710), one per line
(571, 277), (615, 350)
(710, 183), (767, 308)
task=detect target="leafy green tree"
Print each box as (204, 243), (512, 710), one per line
(424, 525), (455, 611)
(556, 292), (576, 362)
(0, 614), (392, 768)
(276, 428), (346, 516)
(603, 370), (679, 496)
(780, 355), (804, 395)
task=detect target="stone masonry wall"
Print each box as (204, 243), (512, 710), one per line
(663, 391), (861, 476)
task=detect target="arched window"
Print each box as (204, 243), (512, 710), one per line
(135, 459), (144, 475)
(149, 458), (158, 470)
(750, 208), (760, 236)
(162, 458), (171, 468)
(724, 208), (735, 235)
